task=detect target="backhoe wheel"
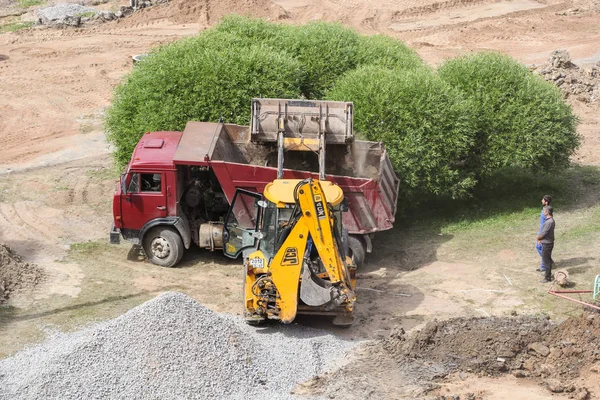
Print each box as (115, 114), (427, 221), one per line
(143, 227), (184, 268)
(347, 235), (366, 269)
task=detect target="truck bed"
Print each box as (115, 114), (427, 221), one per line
(173, 121), (399, 235)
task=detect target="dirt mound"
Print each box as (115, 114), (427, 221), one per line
(0, 244), (44, 303)
(119, 0), (287, 27)
(303, 313), (600, 399)
(533, 50), (600, 104)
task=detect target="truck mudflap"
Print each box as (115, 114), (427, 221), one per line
(110, 224), (121, 244)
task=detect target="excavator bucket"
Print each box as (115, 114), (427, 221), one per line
(250, 98), (354, 146)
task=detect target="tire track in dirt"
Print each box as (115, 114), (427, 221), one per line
(0, 203), (62, 242)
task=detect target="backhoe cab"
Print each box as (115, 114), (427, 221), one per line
(223, 178), (357, 326)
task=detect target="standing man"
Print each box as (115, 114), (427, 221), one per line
(536, 195), (552, 271)
(537, 206), (555, 283)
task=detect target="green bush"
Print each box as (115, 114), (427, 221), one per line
(284, 22), (360, 98)
(326, 66), (478, 199)
(355, 34), (426, 71)
(214, 18), (363, 98)
(438, 52), (580, 176)
(213, 14), (290, 45)
(106, 41), (304, 167)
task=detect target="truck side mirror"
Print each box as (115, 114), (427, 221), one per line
(120, 174), (127, 195)
(121, 173), (132, 202)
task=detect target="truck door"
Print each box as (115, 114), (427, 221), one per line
(121, 172), (167, 231)
(223, 189), (262, 258)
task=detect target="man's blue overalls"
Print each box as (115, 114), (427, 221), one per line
(536, 208), (546, 271)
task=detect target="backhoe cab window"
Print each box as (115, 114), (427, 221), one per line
(259, 205), (294, 259)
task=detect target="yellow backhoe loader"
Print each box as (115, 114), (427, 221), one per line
(222, 178), (357, 325)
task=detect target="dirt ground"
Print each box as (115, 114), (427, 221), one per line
(1, 0), (599, 398)
(297, 311), (600, 399)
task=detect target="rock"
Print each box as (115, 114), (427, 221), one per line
(550, 50), (574, 69)
(538, 363), (554, 375)
(545, 378), (564, 393)
(523, 358), (536, 371)
(574, 387), (590, 400)
(37, 4), (96, 26)
(528, 343), (550, 357)
(120, 6), (134, 17)
(548, 347), (562, 359)
(99, 11), (116, 21)
(513, 370), (528, 378)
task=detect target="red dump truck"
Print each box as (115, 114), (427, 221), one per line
(110, 99), (399, 268)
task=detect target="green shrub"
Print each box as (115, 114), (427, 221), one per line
(106, 41), (304, 167)
(355, 34), (426, 71)
(326, 66), (478, 199)
(285, 22), (360, 98)
(214, 17), (361, 98)
(438, 52), (580, 176)
(213, 15), (290, 45)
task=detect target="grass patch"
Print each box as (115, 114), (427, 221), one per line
(70, 240), (104, 253)
(560, 211), (600, 240)
(86, 167), (120, 182)
(76, 11), (96, 18)
(17, 0), (43, 7)
(0, 21), (34, 33)
(404, 165), (600, 235)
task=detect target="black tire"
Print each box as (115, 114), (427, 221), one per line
(142, 227), (184, 268)
(347, 235), (366, 269)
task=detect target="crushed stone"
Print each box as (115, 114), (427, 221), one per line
(0, 292), (356, 400)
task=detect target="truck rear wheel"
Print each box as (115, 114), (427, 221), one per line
(348, 235), (366, 269)
(143, 227), (184, 268)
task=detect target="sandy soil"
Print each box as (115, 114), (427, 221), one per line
(1, 0), (599, 398)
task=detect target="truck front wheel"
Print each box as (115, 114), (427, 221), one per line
(348, 235), (366, 269)
(143, 227), (184, 268)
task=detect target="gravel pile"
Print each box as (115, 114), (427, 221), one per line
(0, 292), (355, 400)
